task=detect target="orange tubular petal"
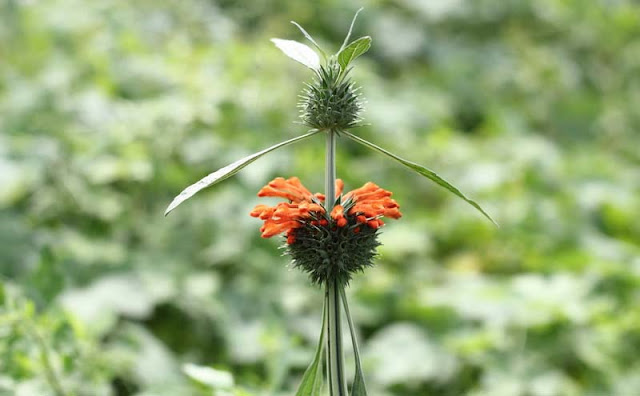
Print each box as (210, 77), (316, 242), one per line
(350, 203), (384, 218)
(266, 177), (287, 189)
(250, 204), (270, 217)
(367, 219), (379, 229)
(259, 210), (276, 220)
(349, 182), (378, 197)
(283, 177), (313, 196)
(258, 177), (316, 202)
(261, 221), (300, 238)
(330, 204), (347, 227)
(384, 208), (402, 219)
(274, 204), (300, 217)
(330, 204), (344, 219)
(384, 199), (399, 208)
(335, 179), (344, 197)
(299, 202), (325, 214)
(257, 186), (300, 201)
(355, 190), (392, 201)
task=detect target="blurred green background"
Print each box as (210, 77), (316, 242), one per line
(1, 0), (640, 395)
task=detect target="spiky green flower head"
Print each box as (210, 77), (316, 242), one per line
(299, 60), (363, 131)
(271, 10), (372, 133)
(250, 177), (401, 285)
(286, 197), (380, 285)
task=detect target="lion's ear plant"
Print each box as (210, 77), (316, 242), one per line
(165, 9), (496, 396)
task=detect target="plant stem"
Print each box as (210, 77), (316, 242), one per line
(325, 129), (347, 396)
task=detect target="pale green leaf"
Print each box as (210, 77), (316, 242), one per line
(340, 288), (368, 396)
(271, 38), (320, 70)
(343, 131), (498, 226)
(295, 299), (327, 396)
(164, 130), (320, 216)
(337, 36), (371, 70)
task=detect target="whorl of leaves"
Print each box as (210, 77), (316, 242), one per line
(299, 62), (363, 131)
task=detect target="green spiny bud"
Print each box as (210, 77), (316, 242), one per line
(299, 61), (363, 131)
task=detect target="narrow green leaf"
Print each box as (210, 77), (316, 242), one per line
(295, 296), (327, 396)
(340, 288), (368, 396)
(337, 36), (371, 71)
(340, 7), (364, 52)
(291, 21), (327, 59)
(343, 131), (498, 226)
(271, 38), (320, 70)
(165, 130), (320, 216)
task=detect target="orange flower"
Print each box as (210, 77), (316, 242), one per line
(250, 177), (401, 244)
(346, 182), (402, 227)
(250, 177), (326, 242)
(330, 204), (347, 227)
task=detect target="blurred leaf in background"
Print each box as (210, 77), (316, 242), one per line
(1, 0), (639, 395)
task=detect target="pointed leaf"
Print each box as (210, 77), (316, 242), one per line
(337, 36), (371, 70)
(165, 130), (320, 216)
(340, 7), (364, 52)
(271, 38), (320, 70)
(340, 288), (368, 396)
(343, 131), (498, 226)
(351, 373), (367, 396)
(291, 21), (327, 59)
(295, 297), (327, 396)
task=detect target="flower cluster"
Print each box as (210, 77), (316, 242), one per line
(250, 177), (401, 284)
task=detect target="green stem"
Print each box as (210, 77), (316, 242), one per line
(341, 287), (368, 394)
(326, 279), (346, 396)
(325, 129), (347, 396)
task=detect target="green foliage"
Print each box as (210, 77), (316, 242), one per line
(337, 37), (371, 71)
(165, 130), (319, 215)
(344, 131), (497, 225)
(271, 39), (321, 71)
(1, 0), (640, 395)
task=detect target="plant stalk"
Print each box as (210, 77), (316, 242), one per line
(325, 129), (347, 396)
